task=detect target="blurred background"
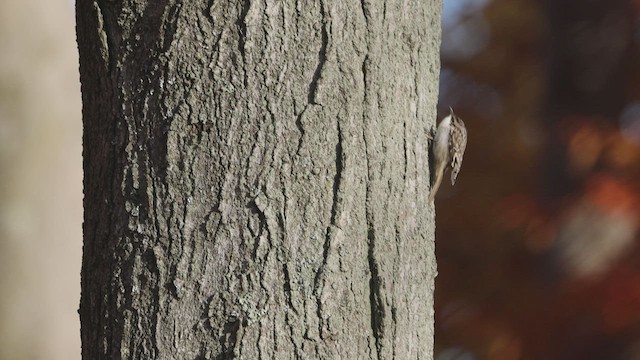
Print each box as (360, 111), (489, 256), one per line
(2, 0), (640, 359)
(0, 0), (82, 359)
(436, 0), (640, 359)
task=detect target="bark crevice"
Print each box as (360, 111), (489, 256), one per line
(236, 0), (251, 87)
(308, 0), (329, 105)
(367, 225), (384, 360)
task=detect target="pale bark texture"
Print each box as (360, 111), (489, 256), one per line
(77, 0), (441, 358)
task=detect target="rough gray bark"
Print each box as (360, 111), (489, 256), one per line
(78, 0), (441, 359)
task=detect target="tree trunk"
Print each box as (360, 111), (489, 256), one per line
(77, 0), (441, 358)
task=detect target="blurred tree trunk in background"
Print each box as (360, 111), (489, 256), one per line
(530, 0), (636, 358)
(541, 0), (634, 198)
(76, 0), (441, 358)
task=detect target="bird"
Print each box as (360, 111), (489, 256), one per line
(428, 107), (467, 203)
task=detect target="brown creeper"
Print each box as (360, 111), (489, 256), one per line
(428, 107), (467, 202)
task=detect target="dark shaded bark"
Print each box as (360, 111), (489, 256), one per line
(78, 0), (441, 358)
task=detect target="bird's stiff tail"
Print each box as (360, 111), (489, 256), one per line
(428, 168), (444, 203)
